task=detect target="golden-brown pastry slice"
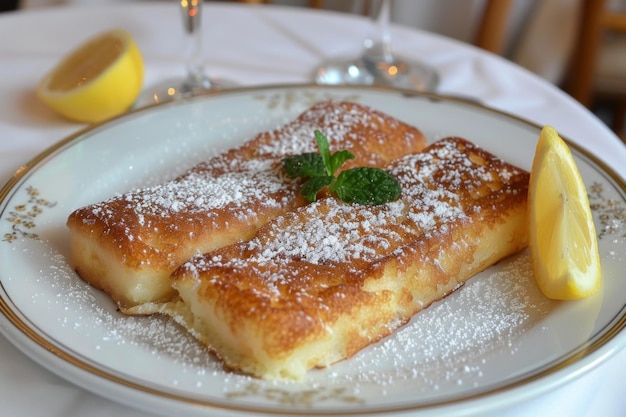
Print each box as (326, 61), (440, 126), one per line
(166, 137), (530, 380)
(66, 101), (426, 310)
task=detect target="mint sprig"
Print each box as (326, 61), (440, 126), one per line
(282, 130), (401, 205)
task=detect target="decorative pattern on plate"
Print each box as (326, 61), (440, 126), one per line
(589, 181), (626, 239)
(254, 89), (360, 111)
(226, 383), (364, 407)
(2, 186), (56, 243)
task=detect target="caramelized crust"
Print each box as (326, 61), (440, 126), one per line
(66, 101), (426, 309)
(167, 137), (530, 380)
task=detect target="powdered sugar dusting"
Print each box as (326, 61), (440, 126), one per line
(8, 233), (552, 407)
(11, 240), (220, 374)
(183, 138), (526, 285)
(254, 103), (405, 161)
(92, 168), (296, 221)
(246, 198), (409, 266)
(325, 253), (555, 390)
(73, 100), (420, 252)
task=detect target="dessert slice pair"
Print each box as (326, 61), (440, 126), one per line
(66, 101), (426, 310)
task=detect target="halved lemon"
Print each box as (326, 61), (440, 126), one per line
(528, 126), (601, 300)
(36, 28), (144, 123)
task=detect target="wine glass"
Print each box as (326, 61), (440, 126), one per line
(314, 0), (438, 91)
(136, 0), (235, 107)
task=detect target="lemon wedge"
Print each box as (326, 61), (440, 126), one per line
(528, 126), (601, 300)
(36, 29), (144, 123)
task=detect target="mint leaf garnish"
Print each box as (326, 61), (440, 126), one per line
(302, 175), (335, 202)
(331, 167), (401, 205)
(330, 150), (355, 175)
(314, 130), (355, 175)
(315, 130), (333, 175)
(282, 152), (326, 178)
(282, 129), (402, 205)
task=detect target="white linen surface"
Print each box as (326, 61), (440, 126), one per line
(0, 3), (625, 417)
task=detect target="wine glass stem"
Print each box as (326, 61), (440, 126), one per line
(181, 0), (206, 87)
(365, 0), (394, 63)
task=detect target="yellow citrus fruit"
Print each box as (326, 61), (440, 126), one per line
(528, 126), (601, 300)
(36, 29), (144, 123)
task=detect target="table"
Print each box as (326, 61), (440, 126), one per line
(1, 3), (625, 417)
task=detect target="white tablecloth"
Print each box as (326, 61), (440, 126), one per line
(1, 3), (625, 416)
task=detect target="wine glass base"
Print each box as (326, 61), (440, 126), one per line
(314, 55), (439, 92)
(314, 57), (375, 86)
(134, 76), (237, 108)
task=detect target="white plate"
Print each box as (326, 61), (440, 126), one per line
(1, 85), (625, 417)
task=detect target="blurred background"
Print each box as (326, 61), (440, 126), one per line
(2, 0), (625, 141)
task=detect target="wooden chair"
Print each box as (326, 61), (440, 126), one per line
(474, 0), (626, 141)
(474, 0), (515, 55)
(565, 0), (626, 140)
(237, 0), (324, 8)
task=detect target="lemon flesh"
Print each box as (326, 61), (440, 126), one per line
(36, 29), (144, 123)
(528, 126), (601, 300)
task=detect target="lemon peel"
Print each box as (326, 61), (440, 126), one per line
(528, 126), (601, 300)
(36, 28), (144, 123)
